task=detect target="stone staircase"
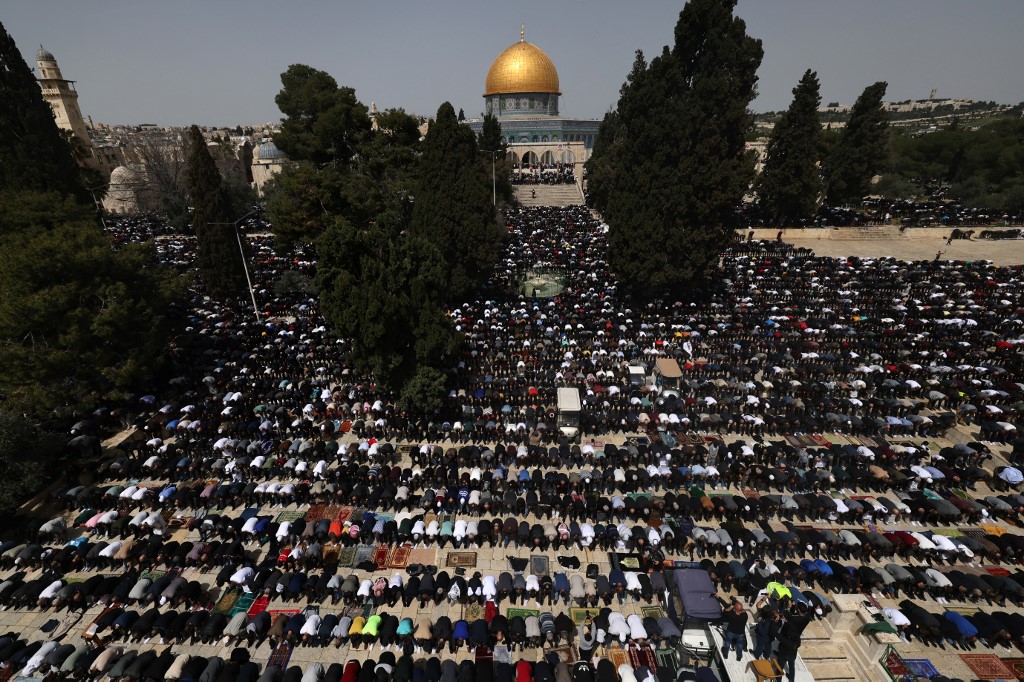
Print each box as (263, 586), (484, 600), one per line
(828, 225), (906, 240)
(799, 621), (859, 681)
(795, 594), (894, 682)
(513, 183), (585, 207)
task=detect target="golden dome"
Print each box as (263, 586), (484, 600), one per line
(485, 39), (560, 96)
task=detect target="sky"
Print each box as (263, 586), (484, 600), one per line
(6, 0), (1023, 127)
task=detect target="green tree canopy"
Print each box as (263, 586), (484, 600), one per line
(587, 0), (762, 298)
(757, 69), (823, 225)
(0, 410), (63, 516)
(409, 102), (502, 301)
(0, 21), (89, 203)
(184, 125), (247, 298)
(316, 213), (458, 409)
(826, 81), (889, 204)
(0, 191), (183, 414)
(273, 64), (370, 166)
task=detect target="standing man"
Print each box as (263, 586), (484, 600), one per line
(718, 597), (749, 661)
(753, 608), (782, 659)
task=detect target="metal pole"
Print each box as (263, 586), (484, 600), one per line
(233, 223), (260, 322)
(491, 154), (497, 207)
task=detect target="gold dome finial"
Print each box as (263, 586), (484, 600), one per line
(484, 34), (561, 96)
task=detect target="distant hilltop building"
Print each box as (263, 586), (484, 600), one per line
(469, 26), (599, 175)
(252, 140), (287, 196)
(35, 46), (122, 177)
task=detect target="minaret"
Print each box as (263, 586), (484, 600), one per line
(36, 46), (92, 146)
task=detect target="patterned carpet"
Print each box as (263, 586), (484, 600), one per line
(212, 588), (241, 615)
(569, 607), (602, 624)
(507, 608), (539, 619)
(549, 646), (577, 664)
(463, 602), (485, 621)
(247, 595), (270, 616)
(372, 544), (391, 570)
(275, 510), (305, 524)
(407, 547), (438, 567)
(389, 544), (412, 569)
(229, 592), (255, 617)
(446, 551), (478, 568)
(267, 642), (293, 670)
(999, 657), (1024, 680)
(902, 658), (939, 678)
(960, 653), (1016, 680)
(530, 555), (550, 577)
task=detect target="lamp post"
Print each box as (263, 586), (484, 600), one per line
(209, 209), (260, 321)
(481, 148), (501, 206)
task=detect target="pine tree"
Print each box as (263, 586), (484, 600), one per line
(409, 102), (501, 301)
(589, 0), (763, 297)
(184, 125), (247, 298)
(0, 21), (88, 202)
(758, 69), (823, 226)
(273, 64), (370, 166)
(826, 81), (889, 205)
(0, 191), (182, 414)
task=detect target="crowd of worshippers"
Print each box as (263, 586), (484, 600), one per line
(510, 164), (576, 185)
(96, 206), (1024, 454)
(0, 639), (683, 682)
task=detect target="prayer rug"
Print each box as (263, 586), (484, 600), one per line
(307, 504), (345, 523)
(882, 649), (909, 677)
(389, 543), (412, 569)
(247, 595), (270, 616)
(858, 436), (879, 447)
(902, 659), (940, 678)
(407, 547), (438, 567)
(373, 544), (391, 570)
(784, 436), (802, 448)
(267, 642), (292, 670)
(336, 506), (354, 524)
(507, 607), (540, 620)
(275, 510), (305, 524)
(550, 646), (577, 664)
(230, 592), (255, 617)
(959, 653), (1015, 680)
(963, 528), (989, 539)
(741, 489), (760, 500)
(354, 545), (375, 567)
(268, 609), (301, 617)
(932, 528), (964, 537)
(999, 657), (1024, 680)
(810, 435), (831, 447)
(980, 524), (1008, 536)
(337, 546), (357, 567)
(446, 551), (478, 568)
(212, 588), (240, 615)
(615, 553), (643, 571)
(530, 554), (550, 576)
(464, 601), (484, 621)
(655, 647), (678, 673)
(987, 566), (1012, 577)
(607, 645), (630, 668)
(641, 605), (666, 619)
(569, 607), (602, 624)
(946, 605), (979, 616)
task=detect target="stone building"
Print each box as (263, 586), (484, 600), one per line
(469, 26), (600, 172)
(251, 140), (287, 196)
(36, 47), (121, 177)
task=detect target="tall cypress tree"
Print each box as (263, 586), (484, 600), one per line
(826, 81), (889, 205)
(0, 21), (88, 202)
(589, 0), (763, 297)
(758, 69), (823, 226)
(409, 102), (501, 301)
(184, 125), (247, 298)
